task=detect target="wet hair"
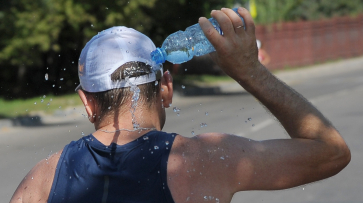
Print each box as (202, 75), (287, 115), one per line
(84, 61), (161, 119)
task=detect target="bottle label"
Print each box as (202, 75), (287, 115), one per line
(214, 25), (223, 35)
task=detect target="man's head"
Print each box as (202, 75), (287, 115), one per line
(76, 26), (173, 128)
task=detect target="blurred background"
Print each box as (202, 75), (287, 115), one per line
(1, 1), (363, 202)
(1, 0), (363, 101)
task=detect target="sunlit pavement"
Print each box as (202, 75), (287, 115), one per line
(1, 56), (363, 202)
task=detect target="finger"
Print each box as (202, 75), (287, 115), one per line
(199, 16), (224, 50)
(221, 8), (245, 35)
(210, 10), (235, 38)
(236, 7), (255, 36)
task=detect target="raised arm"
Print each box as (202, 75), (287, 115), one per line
(196, 7), (351, 191)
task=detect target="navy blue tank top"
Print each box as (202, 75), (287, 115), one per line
(48, 131), (176, 203)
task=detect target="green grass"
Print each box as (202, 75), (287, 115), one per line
(173, 74), (233, 85)
(0, 93), (82, 118)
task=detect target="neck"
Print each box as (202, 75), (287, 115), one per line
(92, 104), (163, 145)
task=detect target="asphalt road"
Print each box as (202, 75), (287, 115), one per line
(1, 57), (363, 202)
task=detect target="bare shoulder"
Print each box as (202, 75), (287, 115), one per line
(167, 133), (253, 202)
(10, 149), (63, 203)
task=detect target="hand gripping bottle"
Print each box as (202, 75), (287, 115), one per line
(151, 8), (245, 64)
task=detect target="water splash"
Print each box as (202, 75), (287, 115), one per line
(200, 123), (207, 128)
(173, 107), (181, 112)
(126, 77), (141, 130)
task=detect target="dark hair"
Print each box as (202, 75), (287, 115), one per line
(85, 61), (161, 120)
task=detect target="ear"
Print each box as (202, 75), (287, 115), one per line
(77, 89), (97, 123)
(160, 71), (173, 108)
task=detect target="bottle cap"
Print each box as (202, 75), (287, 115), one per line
(151, 48), (166, 64)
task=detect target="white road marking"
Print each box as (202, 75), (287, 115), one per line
(241, 85), (363, 135)
(250, 119), (275, 132)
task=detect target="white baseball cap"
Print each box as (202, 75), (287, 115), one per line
(76, 26), (163, 92)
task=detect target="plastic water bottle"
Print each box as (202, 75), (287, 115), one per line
(151, 8), (245, 64)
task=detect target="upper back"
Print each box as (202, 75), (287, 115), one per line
(47, 131), (176, 203)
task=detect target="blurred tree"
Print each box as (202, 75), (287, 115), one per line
(254, 0), (363, 24)
(142, 0), (237, 46)
(0, 0), (158, 99)
(0, 0), (236, 99)
(288, 0), (363, 21)
(1, 0), (363, 99)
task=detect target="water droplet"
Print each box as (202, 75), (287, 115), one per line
(143, 136), (149, 140)
(31, 177), (34, 180)
(220, 156), (225, 160)
(200, 123), (207, 128)
(205, 112), (208, 116)
(191, 131), (195, 135)
(128, 41), (131, 44)
(52, 84), (55, 87)
(151, 151), (154, 154)
(165, 141), (169, 145)
(40, 99), (44, 103)
(91, 24), (94, 27)
(185, 68), (188, 71)
(59, 86), (61, 88)
(69, 176), (72, 179)
(34, 102), (37, 105)
(43, 95), (46, 98)
(72, 61), (74, 64)
(126, 50), (129, 53)
(105, 7), (108, 9)
(50, 98), (53, 101)
(173, 107), (181, 112)
(81, 131), (84, 135)
(108, 106), (111, 110)
(155, 81), (158, 86)
(154, 146), (159, 150)
(161, 88), (164, 91)
(181, 85), (185, 89)
(59, 106), (61, 109)
(248, 117), (252, 121)
(252, 124), (255, 127)
(45, 73), (49, 80)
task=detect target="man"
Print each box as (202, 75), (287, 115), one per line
(10, 7), (350, 203)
